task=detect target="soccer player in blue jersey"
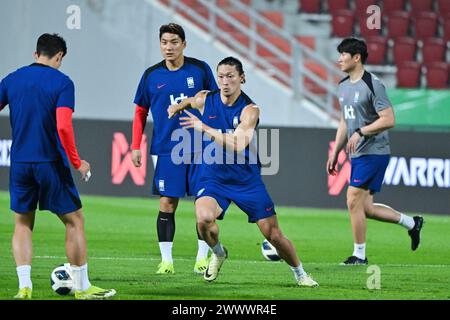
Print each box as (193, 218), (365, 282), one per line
(327, 38), (424, 265)
(167, 57), (318, 287)
(131, 23), (218, 275)
(0, 33), (115, 299)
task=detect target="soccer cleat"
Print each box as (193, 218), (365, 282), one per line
(297, 274), (319, 287)
(74, 285), (116, 300)
(156, 261), (175, 274)
(14, 287), (32, 299)
(408, 216), (424, 251)
(194, 257), (210, 275)
(340, 255), (368, 265)
(204, 247), (228, 282)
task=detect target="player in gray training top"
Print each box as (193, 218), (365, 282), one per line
(326, 38), (424, 265)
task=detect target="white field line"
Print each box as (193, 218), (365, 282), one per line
(29, 255), (450, 268)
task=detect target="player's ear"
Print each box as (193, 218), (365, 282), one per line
(240, 74), (246, 84)
(33, 51), (39, 60)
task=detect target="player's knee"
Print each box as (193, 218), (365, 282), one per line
(266, 228), (283, 245)
(160, 197), (178, 212)
(346, 194), (361, 212)
(196, 206), (215, 226)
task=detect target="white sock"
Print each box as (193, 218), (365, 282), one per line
(71, 264), (91, 291)
(196, 240), (210, 262)
(159, 242), (173, 263)
(290, 263), (306, 282)
(398, 213), (415, 230)
(353, 243), (366, 260)
(17, 265), (32, 290)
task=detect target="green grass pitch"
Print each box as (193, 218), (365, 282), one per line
(0, 191), (449, 300)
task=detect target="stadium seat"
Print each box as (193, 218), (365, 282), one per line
(365, 36), (388, 64)
(354, 0), (379, 16)
(396, 61), (422, 88)
(359, 16), (381, 37)
(444, 16), (450, 43)
(387, 11), (410, 39)
(409, 0), (434, 15)
(425, 62), (450, 89)
(414, 12), (439, 39)
(327, 0), (349, 13)
(217, 0), (251, 8)
(295, 35), (316, 50)
(299, 0), (322, 13)
(257, 34), (291, 58)
(422, 38), (446, 64)
(304, 60), (328, 94)
(382, 0), (406, 15)
(331, 10), (355, 37)
(438, 0), (450, 16)
(258, 11), (284, 34)
(393, 37), (417, 63)
(216, 11), (250, 32)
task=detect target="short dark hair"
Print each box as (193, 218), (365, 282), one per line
(159, 23), (186, 42)
(36, 33), (67, 58)
(217, 56), (246, 83)
(337, 38), (368, 64)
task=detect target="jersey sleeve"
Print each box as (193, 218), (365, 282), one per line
(56, 77), (75, 110)
(0, 78), (8, 110)
(372, 77), (392, 112)
(133, 72), (151, 110)
(204, 62), (219, 91)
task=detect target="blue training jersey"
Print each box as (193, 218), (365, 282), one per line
(201, 90), (261, 185)
(133, 56), (218, 156)
(0, 63), (74, 165)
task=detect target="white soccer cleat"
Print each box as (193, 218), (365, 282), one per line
(204, 247), (228, 282)
(297, 274), (319, 287)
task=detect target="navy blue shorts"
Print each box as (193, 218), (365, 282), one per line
(152, 153), (202, 198)
(350, 154), (390, 194)
(195, 178), (276, 223)
(9, 161), (82, 215)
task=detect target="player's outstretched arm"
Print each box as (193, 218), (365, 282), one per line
(168, 90), (209, 119)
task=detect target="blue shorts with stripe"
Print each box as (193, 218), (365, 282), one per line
(350, 154), (390, 194)
(9, 161), (82, 215)
(195, 178), (276, 223)
(152, 153), (202, 198)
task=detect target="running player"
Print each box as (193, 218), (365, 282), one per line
(327, 38), (424, 265)
(131, 23), (218, 274)
(168, 57), (318, 287)
(0, 33), (116, 299)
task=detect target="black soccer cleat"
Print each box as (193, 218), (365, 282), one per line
(340, 255), (368, 265)
(408, 216), (424, 251)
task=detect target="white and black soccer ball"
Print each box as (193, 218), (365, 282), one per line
(50, 263), (74, 296)
(261, 239), (281, 261)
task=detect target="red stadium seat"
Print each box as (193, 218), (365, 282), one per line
(365, 36), (388, 64)
(258, 11), (284, 34)
(331, 10), (355, 37)
(396, 61), (422, 88)
(359, 16), (381, 37)
(438, 0), (450, 16)
(387, 11), (410, 39)
(257, 34), (292, 58)
(444, 16), (450, 43)
(393, 37), (417, 63)
(414, 12), (439, 39)
(299, 0), (321, 13)
(355, 0), (379, 16)
(216, 0), (251, 8)
(327, 0), (349, 13)
(216, 11), (250, 32)
(409, 0), (434, 15)
(422, 38), (446, 64)
(382, 0), (406, 15)
(425, 62), (450, 89)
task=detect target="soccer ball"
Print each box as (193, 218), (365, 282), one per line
(50, 263), (74, 296)
(261, 239), (281, 261)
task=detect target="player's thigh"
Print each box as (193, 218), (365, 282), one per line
(9, 162), (39, 213)
(232, 182), (276, 223)
(34, 162), (82, 215)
